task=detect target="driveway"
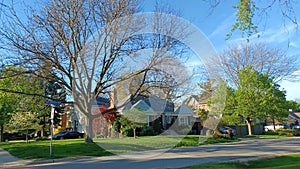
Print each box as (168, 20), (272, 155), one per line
(2, 137), (300, 169)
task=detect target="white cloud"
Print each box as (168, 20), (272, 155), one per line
(222, 23), (300, 47)
(280, 80), (300, 101)
(208, 13), (235, 39)
(258, 24), (298, 44)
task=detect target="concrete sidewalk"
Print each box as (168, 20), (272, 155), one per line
(0, 148), (31, 168)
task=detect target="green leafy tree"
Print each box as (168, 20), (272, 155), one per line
(233, 66), (288, 135)
(234, 67), (268, 135)
(286, 100), (300, 112)
(9, 112), (39, 143)
(121, 108), (147, 138)
(196, 108), (209, 126)
(0, 67), (24, 141)
(205, 80), (227, 133)
(263, 83), (289, 130)
(44, 79), (67, 132)
(0, 67), (47, 141)
(221, 87), (242, 126)
(206, 0), (298, 40)
(0, 94), (15, 142)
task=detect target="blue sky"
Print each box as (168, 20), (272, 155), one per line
(14, 0), (300, 101)
(143, 0), (300, 101)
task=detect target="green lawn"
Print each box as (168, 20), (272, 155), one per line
(179, 153), (300, 169)
(253, 134), (291, 139)
(0, 135), (239, 160)
(94, 135), (239, 154)
(0, 139), (111, 159)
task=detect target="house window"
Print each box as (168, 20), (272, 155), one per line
(167, 116), (172, 124)
(180, 117), (185, 125)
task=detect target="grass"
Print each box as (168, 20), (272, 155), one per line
(94, 135), (239, 154)
(0, 139), (111, 160)
(179, 153), (300, 169)
(0, 135), (239, 160)
(253, 134), (291, 139)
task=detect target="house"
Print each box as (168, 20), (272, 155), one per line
(59, 90), (201, 137)
(174, 103), (194, 126)
(58, 93), (118, 137)
(121, 95), (176, 130)
(184, 95), (210, 112)
(288, 112), (300, 127)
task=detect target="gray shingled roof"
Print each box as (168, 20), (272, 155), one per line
(130, 100), (155, 114)
(175, 103), (194, 115)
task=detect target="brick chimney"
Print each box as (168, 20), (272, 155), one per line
(109, 88), (117, 108)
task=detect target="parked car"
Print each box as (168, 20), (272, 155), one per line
(48, 131), (84, 140)
(264, 125), (284, 131)
(219, 127), (236, 138)
(292, 125), (300, 129)
(3, 132), (29, 141)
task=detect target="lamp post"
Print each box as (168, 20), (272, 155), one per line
(45, 100), (61, 158)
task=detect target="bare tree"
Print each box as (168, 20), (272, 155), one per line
(214, 43), (300, 87)
(0, 0), (191, 143)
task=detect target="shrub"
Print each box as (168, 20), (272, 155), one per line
(292, 129), (300, 136)
(122, 126), (133, 137)
(35, 136), (48, 141)
(276, 129), (294, 136)
(143, 126), (155, 136)
(153, 119), (162, 135)
(264, 130), (278, 135)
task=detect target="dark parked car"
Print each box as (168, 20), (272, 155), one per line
(219, 127), (236, 138)
(3, 132), (29, 141)
(48, 131), (84, 140)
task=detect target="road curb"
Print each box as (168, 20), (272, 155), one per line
(27, 156), (93, 165)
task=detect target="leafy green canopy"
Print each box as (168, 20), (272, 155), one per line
(222, 66), (288, 127)
(0, 66), (48, 133)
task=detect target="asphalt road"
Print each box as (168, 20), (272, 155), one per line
(3, 137), (300, 169)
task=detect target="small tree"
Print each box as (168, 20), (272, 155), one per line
(9, 112), (39, 143)
(121, 108), (147, 138)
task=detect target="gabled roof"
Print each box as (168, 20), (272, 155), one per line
(190, 95), (200, 102)
(184, 94), (211, 107)
(130, 100), (155, 114)
(289, 112), (300, 120)
(96, 97), (110, 106)
(130, 95), (174, 113)
(175, 103), (194, 115)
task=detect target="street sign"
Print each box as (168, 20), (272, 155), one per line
(45, 100), (62, 106)
(45, 100), (61, 158)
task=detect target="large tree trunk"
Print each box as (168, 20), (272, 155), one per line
(0, 124), (4, 142)
(246, 118), (252, 135)
(85, 117), (94, 144)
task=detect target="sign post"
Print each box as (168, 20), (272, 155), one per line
(46, 100), (61, 158)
